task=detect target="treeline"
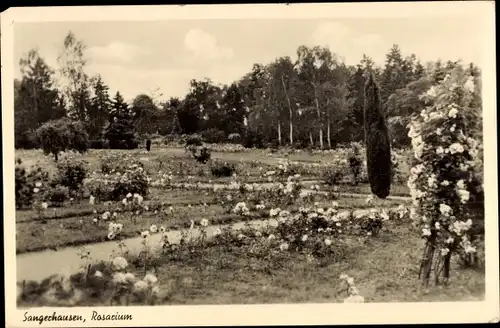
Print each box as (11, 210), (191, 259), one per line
(14, 31), (481, 150)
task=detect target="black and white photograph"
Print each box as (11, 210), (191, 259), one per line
(2, 2), (498, 327)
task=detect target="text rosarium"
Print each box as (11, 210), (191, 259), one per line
(91, 311), (133, 321)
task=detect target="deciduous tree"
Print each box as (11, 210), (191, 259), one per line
(57, 32), (92, 122)
(36, 118), (89, 161)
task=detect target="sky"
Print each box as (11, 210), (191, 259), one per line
(14, 17), (483, 102)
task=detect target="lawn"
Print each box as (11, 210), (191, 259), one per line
(148, 223), (484, 304)
(16, 146), (483, 307)
(14, 147), (410, 186)
(15, 147), (329, 177)
(15, 188), (409, 254)
(335, 184), (410, 197)
(17, 217), (485, 307)
(15, 147), (410, 254)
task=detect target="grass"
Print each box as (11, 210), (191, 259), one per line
(14, 146), (483, 305)
(15, 189), (409, 254)
(16, 147), (329, 177)
(17, 147), (411, 185)
(16, 204), (241, 254)
(15, 181), (408, 224)
(15, 143), (410, 255)
(15, 142), (410, 255)
(140, 221), (485, 304)
(16, 189), (217, 223)
(17, 218), (484, 306)
(164, 175), (320, 185)
(335, 184), (410, 197)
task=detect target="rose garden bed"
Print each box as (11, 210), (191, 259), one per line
(17, 210), (484, 307)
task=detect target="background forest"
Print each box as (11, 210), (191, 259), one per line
(14, 31), (481, 151)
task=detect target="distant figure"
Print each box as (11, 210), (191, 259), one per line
(146, 139), (152, 152)
(349, 144), (362, 185)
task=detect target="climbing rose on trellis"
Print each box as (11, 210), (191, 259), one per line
(407, 66), (483, 286)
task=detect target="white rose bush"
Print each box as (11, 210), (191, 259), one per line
(407, 66), (484, 286)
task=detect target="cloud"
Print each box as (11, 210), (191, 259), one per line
(352, 34), (385, 48)
(86, 42), (148, 64)
(85, 63), (197, 101)
(351, 34), (391, 63)
(83, 60), (250, 102)
(311, 22), (352, 46)
(183, 28), (234, 61)
(310, 22), (389, 65)
(203, 62), (249, 86)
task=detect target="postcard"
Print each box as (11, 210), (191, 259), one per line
(2, 2), (498, 327)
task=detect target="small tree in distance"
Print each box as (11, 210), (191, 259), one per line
(36, 118), (89, 161)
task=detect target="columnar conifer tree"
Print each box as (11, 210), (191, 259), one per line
(364, 72), (392, 199)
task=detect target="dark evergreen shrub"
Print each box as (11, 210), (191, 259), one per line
(47, 185), (70, 207)
(15, 130), (38, 149)
(363, 73), (392, 199)
(211, 161), (235, 177)
(190, 146), (211, 164)
(201, 129), (226, 144)
(185, 135), (203, 146)
(104, 115), (137, 150)
(90, 140), (105, 149)
(108, 139), (139, 149)
(242, 130), (264, 149)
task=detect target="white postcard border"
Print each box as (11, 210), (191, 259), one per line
(2, 2), (498, 327)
